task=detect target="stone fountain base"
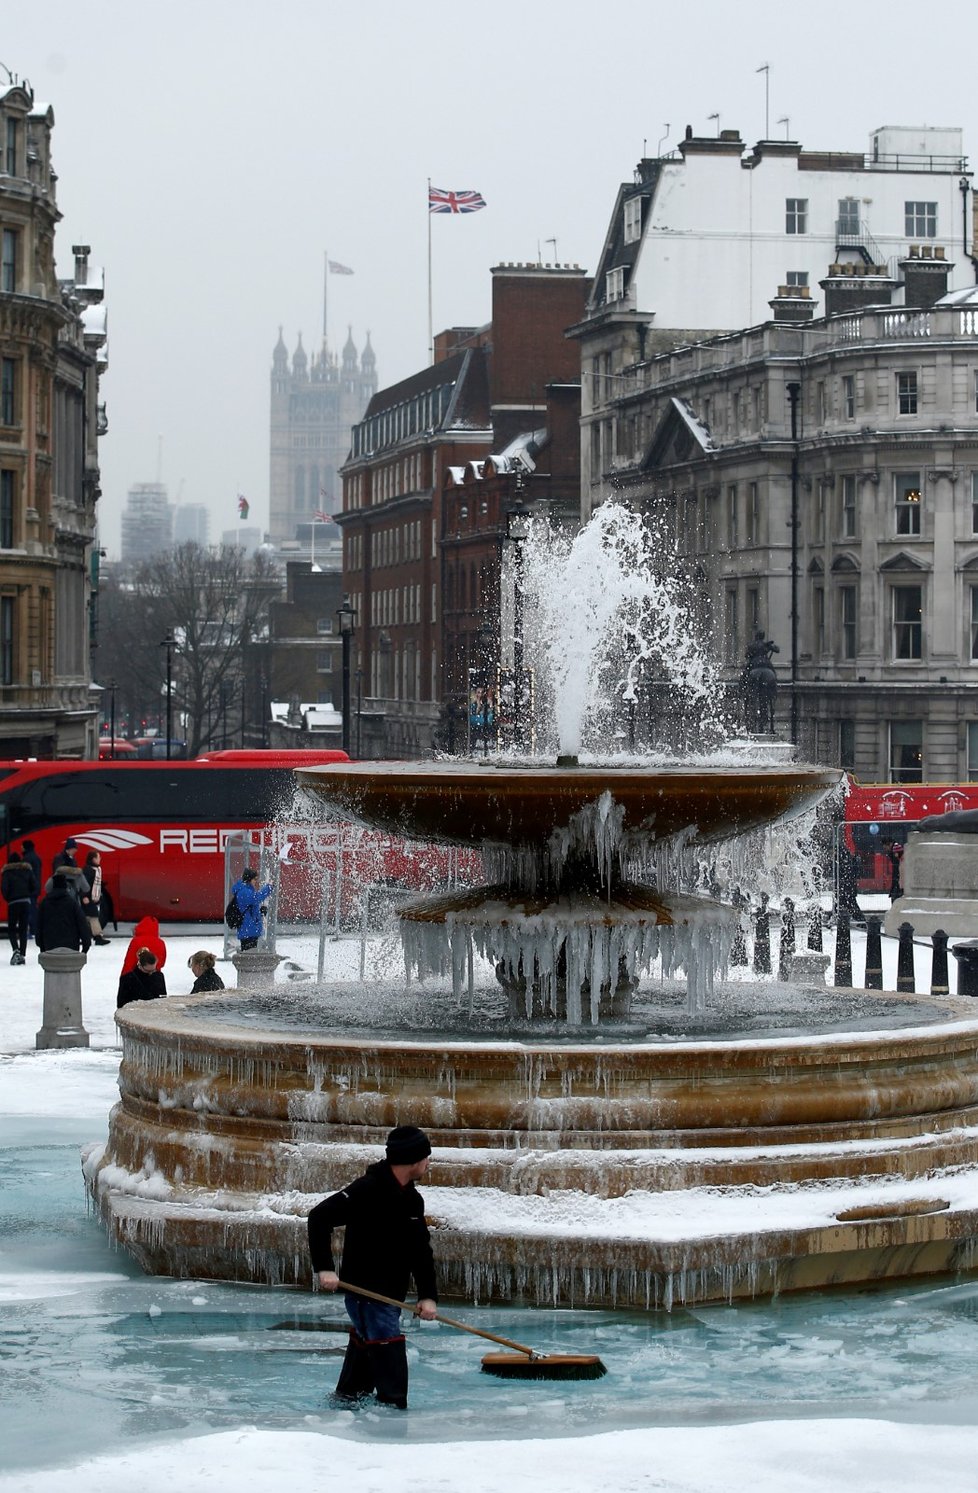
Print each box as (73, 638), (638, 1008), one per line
(85, 987), (978, 1309)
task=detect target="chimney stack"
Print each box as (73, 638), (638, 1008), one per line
(71, 244), (90, 287)
(899, 245), (953, 309)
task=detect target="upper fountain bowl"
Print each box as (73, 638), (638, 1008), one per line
(297, 761), (841, 851)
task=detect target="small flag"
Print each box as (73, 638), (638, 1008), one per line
(428, 186), (487, 215)
(314, 508), (332, 523)
(237, 494), (249, 520)
(328, 260), (354, 275)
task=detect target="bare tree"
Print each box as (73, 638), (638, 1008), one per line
(97, 545), (280, 755)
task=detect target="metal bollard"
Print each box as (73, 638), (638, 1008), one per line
(729, 893), (748, 968)
(864, 915), (883, 990)
(753, 897), (771, 975)
(834, 911), (852, 988)
(807, 903), (823, 953)
(896, 922), (916, 994)
(778, 897), (796, 981)
(931, 929), (949, 997)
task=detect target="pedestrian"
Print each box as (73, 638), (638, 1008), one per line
(2, 851), (36, 965)
(119, 915), (167, 979)
(52, 836), (80, 876)
(37, 870), (92, 954)
(20, 838), (41, 942)
(229, 866), (273, 951)
(188, 950), (225, 993)
(887, 840), (904, 903)
(307, 1125), (438, 1410)
(117, 947), (167, 1008)
(81, 850), (112, 945)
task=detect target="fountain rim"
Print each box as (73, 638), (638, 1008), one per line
(116, 990), (978, 1066)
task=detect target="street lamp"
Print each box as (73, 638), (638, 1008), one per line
(108, 679), (117, 759)
(336, 596), (356, 755)
(506, 490), (531, 751)
(355, 667), (363, 760)
(161, 630), (175, 760)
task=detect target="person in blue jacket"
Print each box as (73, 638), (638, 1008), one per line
(231, 866), (273, 950)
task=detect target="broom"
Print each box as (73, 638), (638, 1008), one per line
(335, 1279), (607, 1381)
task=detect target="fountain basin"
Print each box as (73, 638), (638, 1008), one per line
(86, 988), (978, 1307)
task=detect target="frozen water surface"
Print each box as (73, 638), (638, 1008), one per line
(4, 1113), (978, 1475)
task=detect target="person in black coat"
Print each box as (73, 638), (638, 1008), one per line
(2, 852), (36, 964)
(117, 948), (167, 1008)
(37, 871), (93, 954)
(19, 839), (42, 942)
(307, 1126), (437, 1409)
(188, 950), (225, 993)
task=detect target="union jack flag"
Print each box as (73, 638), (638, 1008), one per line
(237, 493), (249, 519)
(428, 186), (487, 214)
(314, 508), (332, 523)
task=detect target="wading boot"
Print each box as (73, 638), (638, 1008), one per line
(330, 1330), (375, 1406)
(368, 1335), (409, 1409)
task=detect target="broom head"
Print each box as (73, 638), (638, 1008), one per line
(480, 1351), (607, 1381)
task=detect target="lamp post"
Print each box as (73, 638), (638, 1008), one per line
(108, 679), (117, 759)
(336, 596), (356, 755)
(161, 630), (175, 760)
(506, 488), (531, 752)
(355, 667), (363, 760)
(786, 380), (801, 745)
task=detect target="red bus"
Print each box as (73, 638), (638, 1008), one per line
(843, 779), (978, 892)
(0, 750), (355, 925)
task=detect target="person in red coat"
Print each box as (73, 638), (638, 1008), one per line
(119, 915), (167, 980)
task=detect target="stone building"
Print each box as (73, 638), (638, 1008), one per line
(0, 78), (108, 757)
(339, 263), (588, 757)
(121, 483), (170, 564)
(269, 326), (376, 545)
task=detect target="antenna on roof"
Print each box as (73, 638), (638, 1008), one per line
(656, 124), (670, 156)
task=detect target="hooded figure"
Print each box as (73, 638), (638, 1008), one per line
(230, 867), (273, 950)
(119, 916), (167, 978)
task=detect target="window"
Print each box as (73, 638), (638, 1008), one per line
(316, 650), (333, 673)
(842, 375), (855, 419)
(816, 382), (826, 425)
(897, 371), (918, 415)
(316, 617), (334, 635)
(968, 723), (978, 782)
(0, 595), (12, 685)
(605, 266), (625, 302)
(724, 588), (738, 662)
(747, 586), (760, 633)
(973, 472), (978, 534)
(841, 474), (857, 537)
(814, 586), (825, 655)
(4, 117), (16, 176)
(889, 721), (923, 783)
(0, 357), (14, 425)
(623, 197), (642, 243)
(840, 584), (857, 659)
(726, 484), (738, 548)
(0, 470), (12, 548)
(895, 472), (921, 536)
(746, 482), (759, 545)
(975, 371), (978, 415)
(892, 585), (922, 660)
(971, 586), (978, 661)
(815, 481), (827, 543)
(838, 198), (860, 235)
(839, 718), (856, 771)
(905, 201), (937, 237)
(1, 229), (16, 293)
(786, 198), (808, 234)
(786, 270), (808, 288)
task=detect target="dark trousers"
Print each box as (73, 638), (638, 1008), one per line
(341, 1295), (408, 1408)
(240, 937), (258, 951)
(7, 902), (28, 956)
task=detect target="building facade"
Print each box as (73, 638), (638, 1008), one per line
(339, 263), (588, 757)
(0, 79), (108, 758)
(121, 483), (170, 565)
(269, 327), (376, 545)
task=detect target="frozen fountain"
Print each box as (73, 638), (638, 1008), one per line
(87, 503), (978, 1308)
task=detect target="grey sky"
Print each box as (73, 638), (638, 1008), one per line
(4, 0), (977, 555)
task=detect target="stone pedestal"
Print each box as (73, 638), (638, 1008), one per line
(35, 948), (90, 1049)
(788, 950), (830, 991)
(952, 941), (978, 998)
(231, 949), (284, 989)
(886, 832), (978, 937)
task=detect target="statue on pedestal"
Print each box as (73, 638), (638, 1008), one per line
(741, 630), (779, 734)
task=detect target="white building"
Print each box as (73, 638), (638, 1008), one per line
(173, 503), (209, 546)
(121, 483), (171, 564)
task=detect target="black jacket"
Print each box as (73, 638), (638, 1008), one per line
(1, 861), (36, 905)
(307, 1160), (437, 1304)
(117, 967), (167, 1008)
(191, 967), (225, 993)
(37, 888), (92, 952)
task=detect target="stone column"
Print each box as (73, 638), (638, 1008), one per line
(35, 948), (90, 1049)
(231, 949), (284, 990)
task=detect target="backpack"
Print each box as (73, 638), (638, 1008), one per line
(224, 894), (244, 930)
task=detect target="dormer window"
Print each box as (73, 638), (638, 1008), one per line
(4, 117), (15, 176)
(605, 266), (625, 303)
(623, 197), (642, 244)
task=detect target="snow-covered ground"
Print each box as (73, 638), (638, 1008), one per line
(2, 923), (978, 1492)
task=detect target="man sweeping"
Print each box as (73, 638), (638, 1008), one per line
(308, 1125), (437, 1410)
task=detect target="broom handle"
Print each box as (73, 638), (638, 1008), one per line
(335, 1279), (537, 1358)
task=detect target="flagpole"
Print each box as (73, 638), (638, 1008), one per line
(427, 178), (433, 366)
(323, 250), (328, 347)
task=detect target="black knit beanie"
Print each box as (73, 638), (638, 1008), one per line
(385, 1125), (432, 1165)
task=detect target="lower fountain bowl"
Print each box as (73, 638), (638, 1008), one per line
(86, 987), (978, 1307)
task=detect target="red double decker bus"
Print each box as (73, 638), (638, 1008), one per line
(0, 750), (353, 924)
(844, 779), (978, 892)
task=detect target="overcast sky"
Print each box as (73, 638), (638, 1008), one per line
(4, 0), (977, 555)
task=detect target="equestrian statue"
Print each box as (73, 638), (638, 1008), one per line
(741, 630), (779, 734)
